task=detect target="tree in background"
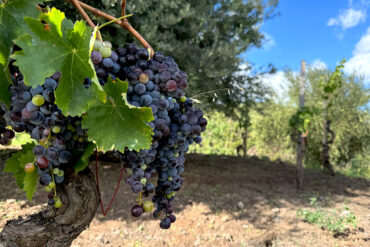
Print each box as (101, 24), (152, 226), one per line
(287, 67), (370, 173)
(49, 0), (279, 110)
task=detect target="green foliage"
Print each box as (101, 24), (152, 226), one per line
(12, 132), (35, 146)
(74, 142), (96, 173)
(189, 111), (243, 156)
(319, 59), (345, 100)
(0, 0), (46, 106)
(12, 8), (105, 116)
(249, 102), (296, 160)
(297, 198), (357, 233)
(23, 166), (38, 201)
(82, 78), (154, 152)
(289, 106), (317, 133)
(4, 143), (37, 201)
(49, 0), (278, 113)
(338, 154), (370, 179)
(286, 67), (370, 170)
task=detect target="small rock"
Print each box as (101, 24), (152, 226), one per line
(273, 216), (282, 223)
(6, 199), (16, 204)
(221, 215), (230, 222)
(237, 201), (244, 210)
(272, 208), (280, 213)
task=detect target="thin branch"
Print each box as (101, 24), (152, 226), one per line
(121, 0), (126, 17)
(77, 0), (154, 57)
(70, 0), (95, 29)
(69, 0), (102, 40)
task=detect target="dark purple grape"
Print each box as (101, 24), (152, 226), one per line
(131, 205), (144, 217)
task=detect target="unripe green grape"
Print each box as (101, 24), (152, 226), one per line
(32, 95), (45, 106)
(52, 126), (61, 134)
(99, 46), (112, 58)
(93, 40), (102, 51)
(44, 186), (53, 192)
(143, 201), (154, 212)
(103, 41), (112, 48)
(141, 165), (147, 170)
(168, 177), (173, 181)
(55, 198), (62, 208)
(58, 170), (64, 177)
(49, 182), (56, 189)
(140, 177), (147, 184)
(53, 168), (60, 175)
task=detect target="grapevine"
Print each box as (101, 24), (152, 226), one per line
(0, 0), (207, 233)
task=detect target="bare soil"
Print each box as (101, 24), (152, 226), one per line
(1, 152), (369, 247)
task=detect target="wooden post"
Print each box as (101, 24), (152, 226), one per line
(296, 60), (306, 189)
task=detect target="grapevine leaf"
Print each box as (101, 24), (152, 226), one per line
(12, 8), (105, 116)
(74, 142), (95, 173)
(82, 78), (154, 152)
(0, 26), (11, 106)
(0, 0), (45, 105)
(4, 143), (36, 189)
(12, 132), (36, 146)
(23, 168), (38, 201)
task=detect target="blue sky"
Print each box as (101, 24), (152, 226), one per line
(243, 0), (370, 90)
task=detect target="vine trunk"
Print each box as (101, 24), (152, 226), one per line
(0, 168), (98, 247)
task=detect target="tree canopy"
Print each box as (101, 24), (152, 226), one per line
(50, 0), (279, 113)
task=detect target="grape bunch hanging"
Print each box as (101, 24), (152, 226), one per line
(1, 39), (207, 229)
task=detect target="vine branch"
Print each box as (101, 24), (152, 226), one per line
(69, 0), (102, 40)
(121, 0), (127, 17)
(74, 0), (154, 57)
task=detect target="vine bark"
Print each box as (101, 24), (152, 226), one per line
(0, 168), (98, 247)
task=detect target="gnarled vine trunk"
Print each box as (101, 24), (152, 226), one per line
(0, 168), (98, 247)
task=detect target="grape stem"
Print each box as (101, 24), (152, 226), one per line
(50, 166), (57, 197)
(76, 0), (155, 58)
(68, 0), (102, 41)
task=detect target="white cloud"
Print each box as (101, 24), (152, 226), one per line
(327, 8), (367, 29)
(344, 27), (370, 86)
(311, 59), (328, 70)
(262, 32), (276, 50)
(261, 71), (291, 98)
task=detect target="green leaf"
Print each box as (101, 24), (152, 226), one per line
(23, 168), (38, 201)
(0, 0), (45, 105)
(82, 78), (154, 152)
(4, 143), (36, 189)
(74, 142), (95, 173)
(12, 8), (105, 116)
(12, 132), (35, 146)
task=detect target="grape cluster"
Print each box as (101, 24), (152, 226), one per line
(1, 41), (207, 229)
(4, 67), (89, 207)
(91, 42), (207, 229)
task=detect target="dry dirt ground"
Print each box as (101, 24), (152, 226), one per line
(0, 151), (369, 247)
